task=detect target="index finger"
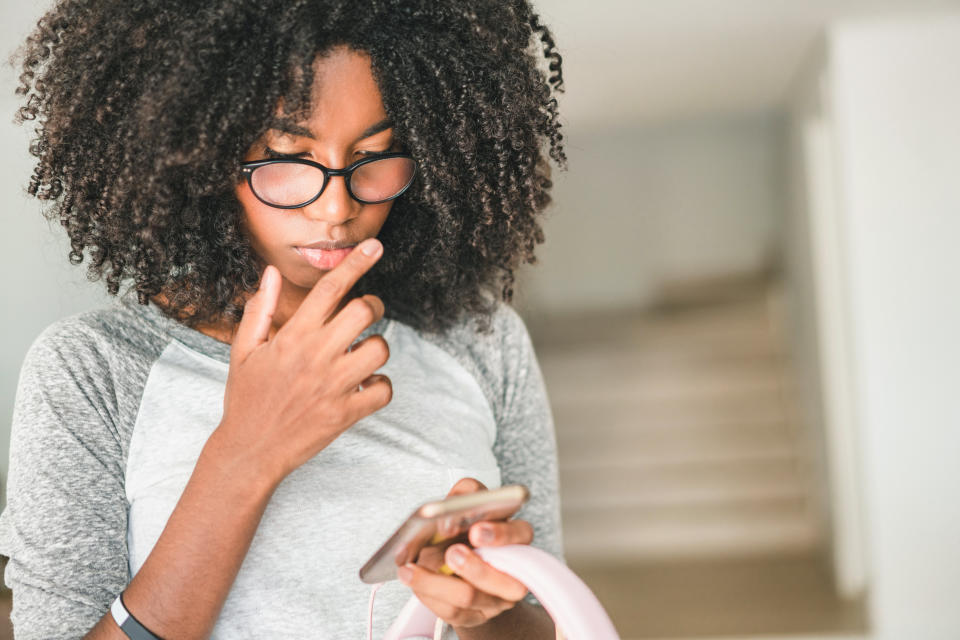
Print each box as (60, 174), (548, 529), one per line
(468, 519), (534, 547)
(285, 238), (383, 332)
(446, 477), (488, 498)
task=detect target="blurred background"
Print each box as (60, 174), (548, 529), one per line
(2, 1), (960, 639)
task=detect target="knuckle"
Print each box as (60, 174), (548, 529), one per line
(376, 376), (393, 405)
(330, 404), (351, 428)
(434, 602), (459, 623)
(369, 335), (390, 364)
(271, 330), (293, 355)
(519, 520), (534, 542)
(462, 477), (486, 492)
(347, 297), (376, 324)
(363, 294), (385, 316)
(510, 584), (529, 602)
(454, 586), (479, 610)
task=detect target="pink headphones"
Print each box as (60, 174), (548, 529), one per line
(378, 544), (620, 640)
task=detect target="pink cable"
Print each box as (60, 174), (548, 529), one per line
(367, 582), (384, 640)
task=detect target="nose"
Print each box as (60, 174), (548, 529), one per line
(301, 172), (359, 224)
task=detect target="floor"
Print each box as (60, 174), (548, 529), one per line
(569, 553), (866, 638)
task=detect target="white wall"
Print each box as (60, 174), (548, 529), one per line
(517, 113), (785, 319)
(784, 39), (869, 602)
(787, 10), (960, 638)
(0, 2), (114, 510)
(829, 14), (960, 637)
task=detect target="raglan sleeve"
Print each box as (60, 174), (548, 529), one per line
(0, 320), (130, 639)
(490, 306), (564, 565)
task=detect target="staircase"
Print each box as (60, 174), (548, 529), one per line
(527, 277), (822, 564)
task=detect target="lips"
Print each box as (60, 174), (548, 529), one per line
(299, 240), (357, 250)
(295, 245), (355, 269)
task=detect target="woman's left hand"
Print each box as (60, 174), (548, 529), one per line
(396, 477), (533, 629)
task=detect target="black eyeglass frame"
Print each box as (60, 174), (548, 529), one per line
(240, 152), (418, 209)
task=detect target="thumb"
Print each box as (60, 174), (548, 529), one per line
(230, 265), (281, 367)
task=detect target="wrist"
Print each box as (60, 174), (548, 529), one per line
(454, 600), (555, 640)
(202, 424), (283, 499)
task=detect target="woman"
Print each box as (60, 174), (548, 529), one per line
(0, 1), (566, 638)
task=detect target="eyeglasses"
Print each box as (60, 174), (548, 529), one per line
(240, 152), (418, 209)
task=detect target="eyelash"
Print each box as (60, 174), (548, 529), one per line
(262, 147), (306, 159)
(261, 146), (395, 159)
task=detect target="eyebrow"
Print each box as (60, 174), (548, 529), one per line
(266, 116), (393, 143)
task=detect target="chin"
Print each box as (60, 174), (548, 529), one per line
(285, 267), (328, 291)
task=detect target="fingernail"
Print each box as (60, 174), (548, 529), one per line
(474, 524), (495, 544)
(447, 544), (468, 568)
(397, 564), (413, 585)
(361, 238), (381, 256)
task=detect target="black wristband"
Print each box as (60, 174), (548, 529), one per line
(110, 591), (164, 640)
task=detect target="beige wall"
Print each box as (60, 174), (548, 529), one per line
(517, 113), (786, 318)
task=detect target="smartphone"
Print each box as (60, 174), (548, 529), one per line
(359, 484), (529, 584)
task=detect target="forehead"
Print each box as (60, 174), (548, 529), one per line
(270, 46), (388, 142)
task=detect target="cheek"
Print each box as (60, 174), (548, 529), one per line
(370, 200), (395, 228)
(236, 183), (286, 250)
(236, 181), (262, 216)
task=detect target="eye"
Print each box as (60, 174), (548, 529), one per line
(263, 146), (309, 159)
(357, 142), (404, 157)
(356, 136), (400, 155)
(356, 149), (393, 158)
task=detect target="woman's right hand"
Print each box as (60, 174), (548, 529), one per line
(212, 237), (392, 486)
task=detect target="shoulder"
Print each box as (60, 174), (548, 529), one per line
(17, 299), (172, 446)
(24, 300), (165, 378)
(413, 299), (538, 421)
(445, 298), (533, 358)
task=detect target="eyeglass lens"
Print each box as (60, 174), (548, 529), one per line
(250, 157), (416, 206)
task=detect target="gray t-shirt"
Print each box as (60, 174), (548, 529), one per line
(0, 290), (562, 639)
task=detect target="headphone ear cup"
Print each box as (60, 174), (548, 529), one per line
(474, 545), (620, 640)
(382, 545), (621, 640)
(381, 593), (439, 640)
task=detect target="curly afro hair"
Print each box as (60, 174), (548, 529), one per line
(14, 0), (565, 336)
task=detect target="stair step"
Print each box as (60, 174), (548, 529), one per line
(561, 483), (807, 511)
(528, 296), (783, 352)
(561, 498), (820, 562)
(543, 366), (792, 412)
(560, 460), (807, 510)
(558, 438), (798, 470)
(539, 347), (788, 383)
(553, 400), (793, 434)
(557, 419), (797, 452)
(527, 279), (821, 564)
